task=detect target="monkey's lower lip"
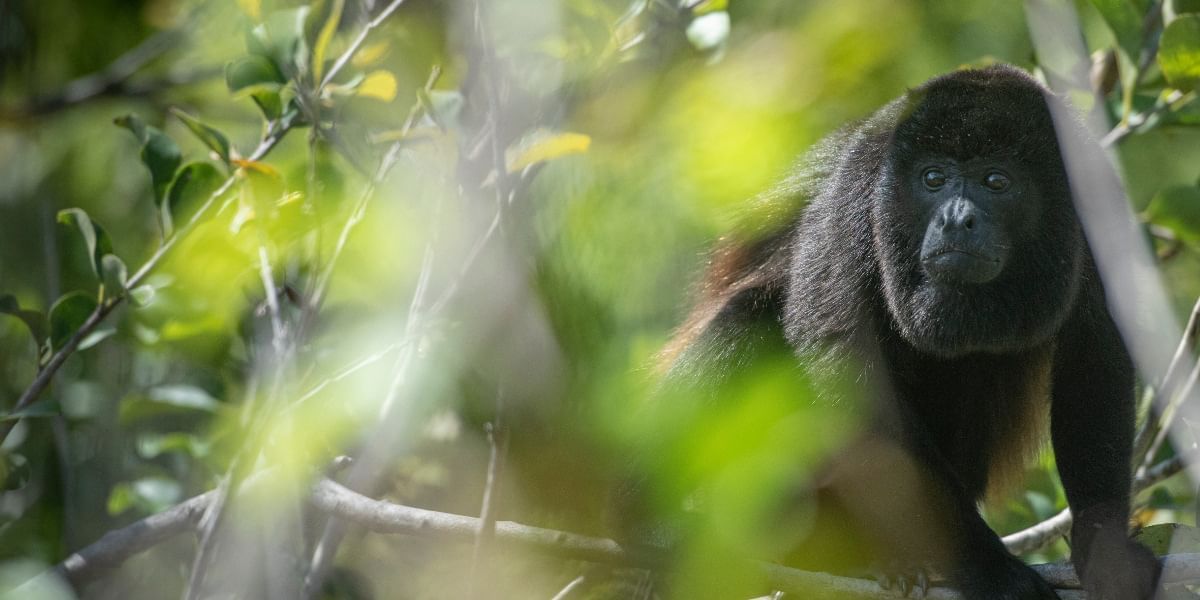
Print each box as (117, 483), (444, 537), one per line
(922, 249), (1002, 283)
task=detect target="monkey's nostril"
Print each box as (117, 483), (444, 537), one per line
(963, 215), (974, 230)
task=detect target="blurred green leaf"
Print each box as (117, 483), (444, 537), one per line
(1136, 523), (1200, 555)
(78, 328), (116, 351)
(114, 114), (182, 200)
(107, 477), (182, 515)
(247, 7), (311, 78)
(48, 291), (98, 352)
(170, 108), (232, 167)
(1, 453), (30, 491)
(119, 384), (220, 422)
(1160, 15), (1200, 90)
(129, 285), (156, 308)
(1175, 0), (1200, 14)
(0, 399), (60, 422)
(225, 55), (286, 93)
(56, 208), (113, 278)
(0, 294), (47, 344)
(1145, 185), (1200, 243)
(136, 432), (211, 459)
(100, 254), (128, 298)
(1088, 0), (1146, 61)
(165, 162), (225, 236)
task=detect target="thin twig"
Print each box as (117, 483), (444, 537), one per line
(319, 0), (410, 92)
(469, 391), (507, 596)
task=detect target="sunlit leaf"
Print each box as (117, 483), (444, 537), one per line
(358, 70), (398, 102)
(1145, 185), (1200, 243)
(48, 291), (98, 352)
(686, 11), (731, 52)
(506, 130), (592, 173)
(129, 285), (156, 308)
(56, 208), (113, 278)
(236, 0), (261, 20)
(169, 108), (232, 167)
(310, 0), (344, 84)
(0, 294), (47, 344)
(352, 41), (390, 67)
(691, 0), (729, 15)
(1160, 15), (1200, 90)
(114, 114), (182, 200)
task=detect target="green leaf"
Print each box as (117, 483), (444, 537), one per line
(48, 291), (98, 352)
(169, 108), (232, 167)
(57, 208), (113, 278)
(114, 114), (182, 200)
(1174, 0), (1200, 14)
(1135, 523), (1200, 555)
(129, 285), (156, 308)
(100, 254), (128, 297)
(78, 328), (116, 351)
(252, 88), (284, 120)
(308, 0), (344, 84)
(164, 162), (224, 235)
(119, 384), (220, 423)
(225, 55), (286, 93)
(1088, 0), (1146, 61)
(0, 294), (47, 344)
(1145, 185), (1200, 243)
(0, 399), (60, 422)
(136, 432), (210, 459)
(1160, 14), (1200, 90)
(247, 7), (310, 77)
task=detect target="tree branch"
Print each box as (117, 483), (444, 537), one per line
(49, 473), (1200, 599)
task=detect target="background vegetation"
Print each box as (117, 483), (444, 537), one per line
(1, 0), (1200, 598)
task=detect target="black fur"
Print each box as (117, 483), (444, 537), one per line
(658, 65), (1160, 599)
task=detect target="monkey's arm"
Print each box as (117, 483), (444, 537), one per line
(1050, 283), (1160, 599)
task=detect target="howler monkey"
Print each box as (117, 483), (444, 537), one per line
(651, 65), (1161, 599)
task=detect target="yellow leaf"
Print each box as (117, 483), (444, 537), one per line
(505, 130), (592, 173)
(236, 0), (261, 20)
(312, 0), (345, 84)
(232, 159), (282, 179)
(358, 70), (398, 102)
(352, 41), (390, 68)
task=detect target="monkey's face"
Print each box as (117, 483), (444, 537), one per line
(869, 79), (1084, 357)
(910, 157), (1036, 286)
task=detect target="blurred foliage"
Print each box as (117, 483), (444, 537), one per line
(0, 0), (1198, 599)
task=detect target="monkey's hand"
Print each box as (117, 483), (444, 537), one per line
(956, 552), (1059, 600)
(1073, 527), (1160, 600)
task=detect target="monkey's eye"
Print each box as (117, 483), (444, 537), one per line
(922, 168), (947, 190)
(983, 172), (1011, 192)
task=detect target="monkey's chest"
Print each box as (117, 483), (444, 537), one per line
(890, 348), (1054, 500)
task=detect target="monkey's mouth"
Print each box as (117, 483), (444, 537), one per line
(921, 248), (1003, 285)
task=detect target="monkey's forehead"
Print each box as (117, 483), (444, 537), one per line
(891, 82), (1061, 163)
